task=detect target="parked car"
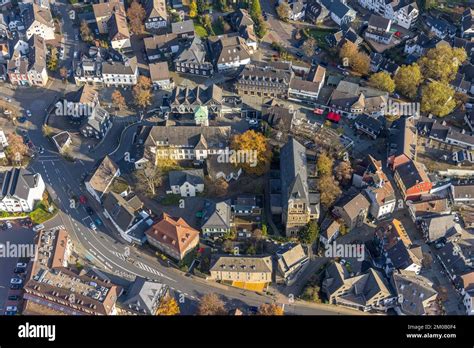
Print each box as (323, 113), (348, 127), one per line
(85, 206), (94, 215)
(5, 306), (17, 312)
(32, 224), (45, 232)
(16, 262), (27, 268)
(14, 267), (26, 274)
(26, 110), (32, 117)
(10, 278), (23, 285)
(90, 222), (97, 231)
(10, 283), (21, 290)
(8, 295), (19, 301)
(79, 195), (87, 204)
(6, 221), (12, 229)
(95, 218), (102, 226)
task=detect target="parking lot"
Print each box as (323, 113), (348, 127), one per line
(0, 219), (36, 314)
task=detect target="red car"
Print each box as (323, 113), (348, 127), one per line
(79, 195), (87, 204)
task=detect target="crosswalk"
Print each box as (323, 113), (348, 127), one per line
(110, 251), (165, 277)
(111, 251), (128, 261)
(109, 252), (197, 300)
(135, 261), (166, 277)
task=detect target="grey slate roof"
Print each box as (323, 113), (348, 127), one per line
(145, 125), (230, 150)
(103, 191), (143, 232)
(171, 19), (194, 35)
(423, 215), (457, 242)
(321, 0), (351, 19)
(280, 138), (309, 210)
(175, 36), (209, 65)
(81, 106), (109, 132)
(169, 169), (204, 187)
(393, 272), (438, 315)
(122, 276), (168, 315)
(0, 168), (42, 201)
(202, 199), (232, 230)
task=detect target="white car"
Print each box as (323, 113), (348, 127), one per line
(248, 119), (258, 126)
(10, 278), (23, 285)
(3, 109), (11, 115)
(16, 262), (28, 268)
(26, 110), (32, 117)
(90, 223), (97, 231)
(6, 221), (12, 229)
(6, 306), (17, 312)
(32, 224), (44, 232)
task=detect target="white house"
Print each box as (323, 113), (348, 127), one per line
(167, 170), (204, 197)
(288, 78), (323, 104)
(211, 35), (252, 72)
(321, 0), (356, 26)
(0, 128), (8, 159)
(143, 0), (168, 30)
(149, 62), (173, 90)
(0, 168), (45, 212)
(357, 0), (418, 29)
(319, 219), (340, 249)
(23, 3), (55, 41)
(143, 125), (231, 162)
(101, 57), (138, 87)
(464, 290), (474, 315)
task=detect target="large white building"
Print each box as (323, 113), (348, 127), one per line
(23, 3), (55, 41)
(357, 0), (418, 29)
(142, 125), (231, 163)
(0, 168), (45, 212)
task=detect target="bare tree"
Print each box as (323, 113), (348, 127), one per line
(133, 160), (162, 197)
(197, 294), (227, 315)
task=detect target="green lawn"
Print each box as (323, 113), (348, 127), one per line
(159, 194), (181, 206)
(305, 27), (337, 50)
(30, 202), (57, 224)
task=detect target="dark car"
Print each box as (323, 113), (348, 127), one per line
(85, 206), (94, 215)
(8, 295), (19, 301)
(10, 283), (21, 290)
(14, 267), (26, 274)
(320, 61), (328, 67)
(248, 306), (259, 314)
(1, 223), (7, 230)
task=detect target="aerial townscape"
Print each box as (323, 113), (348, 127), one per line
(0, 0), (474, 319)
